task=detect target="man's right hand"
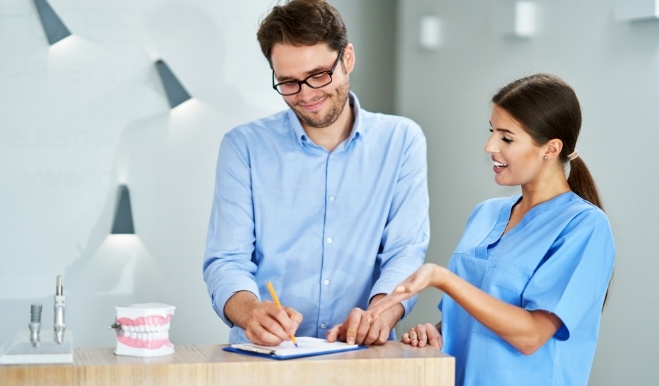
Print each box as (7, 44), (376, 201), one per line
(225, 291), (303, 346)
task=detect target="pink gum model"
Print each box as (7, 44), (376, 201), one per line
(113, 303), (175, 357)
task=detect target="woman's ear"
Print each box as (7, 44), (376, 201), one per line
(544, 139), (564, 160)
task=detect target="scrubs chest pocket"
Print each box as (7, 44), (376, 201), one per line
(472, 262), (533, 337)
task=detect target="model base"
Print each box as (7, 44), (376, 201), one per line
(0, 331), (74, 365)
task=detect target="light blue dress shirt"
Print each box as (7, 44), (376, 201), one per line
(440, 192), (615, 386)
(204, 92), (429, 343)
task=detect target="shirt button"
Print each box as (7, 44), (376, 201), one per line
(320, 323), (326, 329)
(328, 195), (335, 202)
(323, 279), (330, 285)
(326, 237), (333, 243)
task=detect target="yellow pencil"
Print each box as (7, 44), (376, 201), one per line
(266, 281), (298, 347)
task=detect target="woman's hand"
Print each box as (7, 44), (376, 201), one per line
(366, 263), (443, 321)
(401, 323), (442, 349)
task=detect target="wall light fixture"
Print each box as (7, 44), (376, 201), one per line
(111, 185), (135, 235)
(155, 59), (192, 109)
(34, 0), (71, 45)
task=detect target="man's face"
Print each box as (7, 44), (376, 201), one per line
(270, 43), (353, 130)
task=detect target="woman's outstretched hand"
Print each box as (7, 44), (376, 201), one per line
(367, 263), (441, 320)
(363, 263), (445, 348)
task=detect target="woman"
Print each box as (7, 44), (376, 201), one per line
(366, 73), (615, 386)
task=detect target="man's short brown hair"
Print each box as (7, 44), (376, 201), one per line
(257, 0), (349, 67)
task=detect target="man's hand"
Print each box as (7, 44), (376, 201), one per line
(326, 294), (404, 345)
(225, 291), (303, 346)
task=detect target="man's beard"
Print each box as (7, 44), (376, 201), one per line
(288, 81), (350, 129)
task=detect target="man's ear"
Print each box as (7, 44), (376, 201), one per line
(342, 43), (355, 74)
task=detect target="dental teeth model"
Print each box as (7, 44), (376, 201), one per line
(110, 303), (175, 357)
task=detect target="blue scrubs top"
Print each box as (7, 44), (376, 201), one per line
(440, 192), (614, 386)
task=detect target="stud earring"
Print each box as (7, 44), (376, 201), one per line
(543, 156), (548, 160)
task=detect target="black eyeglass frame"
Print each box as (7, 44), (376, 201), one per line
(271, 48), (344, 96)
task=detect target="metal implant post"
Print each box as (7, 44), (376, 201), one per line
(29, 303), (43, 347)
(53, 275), (66, 344)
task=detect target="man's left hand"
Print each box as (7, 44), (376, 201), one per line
(325, 294), (403, 345)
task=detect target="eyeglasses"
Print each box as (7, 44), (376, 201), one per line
(272, 48), (344, 96)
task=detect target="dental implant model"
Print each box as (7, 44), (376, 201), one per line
(110, 303), (176, 357)
(53, 275), (66, 344)
(0, 275), (73, 365)
(28, 303), (42, 348)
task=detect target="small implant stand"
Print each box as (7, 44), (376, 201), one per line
(0, 275), (74, 365)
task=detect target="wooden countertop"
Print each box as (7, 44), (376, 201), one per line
(1, 341), (454, 386)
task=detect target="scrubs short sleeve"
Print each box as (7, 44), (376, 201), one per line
(522, 209), (615, 340)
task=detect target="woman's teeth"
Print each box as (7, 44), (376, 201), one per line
(494, 161), (508, 168)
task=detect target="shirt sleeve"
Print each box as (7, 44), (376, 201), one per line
(203, 131), (260, 327)
(370, 121), (430, 318)
(522, 208), (615, 340)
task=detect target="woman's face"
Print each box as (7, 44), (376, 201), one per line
(484, 104), (546, 187)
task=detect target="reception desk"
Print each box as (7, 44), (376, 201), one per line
(1, 342), (454, 386)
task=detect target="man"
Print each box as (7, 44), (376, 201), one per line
(203, 0), (429, 346)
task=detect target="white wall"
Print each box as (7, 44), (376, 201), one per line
(0, 0), (285, 347)
(0, 0), (393, 350)
(395, 1), (659, 385)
